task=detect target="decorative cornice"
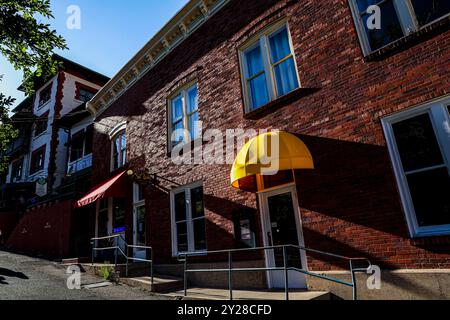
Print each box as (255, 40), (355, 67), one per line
(88, 0), (231, 119)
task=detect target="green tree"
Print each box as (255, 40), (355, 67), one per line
(0, 0), (67, 173)
(0, 75), (17, 173)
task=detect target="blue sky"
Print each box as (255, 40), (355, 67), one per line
(0, 0), (188, 108)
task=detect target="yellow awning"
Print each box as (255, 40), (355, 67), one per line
(231, 131), (314, 189)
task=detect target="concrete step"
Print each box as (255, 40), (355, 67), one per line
(166, 288), (332, 300)
(121, 275), (184, 293)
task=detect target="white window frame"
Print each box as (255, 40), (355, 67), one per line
(109, 122), (127, 172)
(167, 82), (199, 151)
(238, 20), (301, 113)
(349, 0), (450, 56)
(170, 181), (206, 257)
(382, 95), (450, 237)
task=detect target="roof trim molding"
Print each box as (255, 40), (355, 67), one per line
(88, 0), (231, 119)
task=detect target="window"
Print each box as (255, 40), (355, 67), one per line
(111, 131), (127, 170)
(34, 112), (48, 137)
(69, 126), (93, 163)
(30, 145), (46, 175)
(11, 158), (24, 182)
(170, 182), (206, 255)
(382, 99), (450, 237)
(350, 0), (450, 55)
(97, 199), (109, 237)
(69, 131), (85, 162)
(410, 0), (450, 27)
(168, 83), (199, 148)
(239, 23), (300, 112)
(78, 88), (96, 103)
(112, 198), (126, 234)
(38, 85), (52, 107)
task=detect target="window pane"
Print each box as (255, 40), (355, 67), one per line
(136, 205), (146, 245)
(113, 138), (120, 169)
(121, 134), (127, 152)
(392, 113), (444, 172)
(410, 0), (450, 26)
(113, 198), (126, 231)
(70, 135), (84, 162)
(245, 45), (264, 77)
(273, 57), (299, 96)
(114, 137), (120, 156)
(269, 27), (291, 63)
(248, 74), (270, 109)
(135, 184), (144, 202)
(187, 86), (198, 114)
(176, 222), (188, 252)
(407, 168), (450, 227)
(188, 112), (199, 140)
(356, 0), (383, 13)
(172, 121), (185, 146)
(174, 192), (187, 222)
(190, 186), (204, 219)
(172, 96), (183, 123)
(35, 118), (47, 136)
(193, 218), (206, 251)
(361, 1), (403, 50)
(79, 89), (95, 103)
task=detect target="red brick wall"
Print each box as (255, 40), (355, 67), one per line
(93, 0), (450, 269)
(0, 212), (19, 242)
(7, 201), (73, 257)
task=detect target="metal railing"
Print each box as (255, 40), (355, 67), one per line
(178, 244), (371, 300)
(91, 234), (153, 285)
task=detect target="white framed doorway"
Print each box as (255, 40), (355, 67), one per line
(258, 184), (308, 289)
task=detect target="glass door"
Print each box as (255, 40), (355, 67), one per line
(259, 185), (307, 289)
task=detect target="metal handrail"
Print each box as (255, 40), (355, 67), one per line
(178, 244), (371, 300)
(90, 234), (154, 285)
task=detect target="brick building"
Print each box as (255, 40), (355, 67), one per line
(81, 0), (450, 299)
(1, 56), (109, 257)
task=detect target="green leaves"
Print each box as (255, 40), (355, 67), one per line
(0, 0), (68, 95)
(0, 78), (19, 174)
(0, 0), (66, 173)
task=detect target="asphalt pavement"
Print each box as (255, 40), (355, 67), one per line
(0, 250), (170, 300)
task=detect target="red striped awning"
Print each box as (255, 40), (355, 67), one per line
(74, 171), (127, 208)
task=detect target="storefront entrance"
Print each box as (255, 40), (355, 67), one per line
(259, 184), (307, 289)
